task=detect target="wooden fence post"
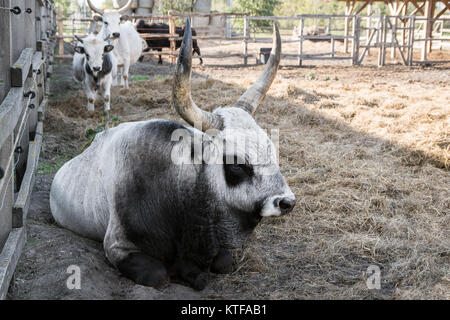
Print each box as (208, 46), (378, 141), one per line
(353, 17), (361, 65)
(24, 0), (36, 51)
(57, 11), (64, 64)
(0, 134), (14, 251)
(408, 16), (416, 66)
(243, 14), (249, 65)
(0, 0), (11, 102)
(168, 11), (176, 64)
(298, 16), (304, 66)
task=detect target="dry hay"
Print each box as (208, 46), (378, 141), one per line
(15, 53), (450, 299)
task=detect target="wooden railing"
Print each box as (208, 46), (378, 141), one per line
(0, 0), (56, 299)
(55, 11), (252, 64)
(55, 12), (450, 67)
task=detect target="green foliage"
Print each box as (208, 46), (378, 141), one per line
(234, 0), (280, 28)
(37, 153), (73, 175)
(161, 0), (195, 14)
(131, 75), (151, 81)
(101, 0), (115, 10)
(53, 0), (80, 16)
(82, 115), (121, 151)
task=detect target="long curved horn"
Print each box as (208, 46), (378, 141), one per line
(233, 21), (281, 115)
(118, 0), (133, 14)
(172, 19), (223, 131)
(74, 35), (84, 43)
(87, 0), (104, 15)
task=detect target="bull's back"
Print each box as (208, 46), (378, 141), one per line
(49, 120), (191, 242)
(50, 134), (111, 241)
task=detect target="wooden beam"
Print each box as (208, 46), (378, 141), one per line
(0, 227), (26, 300)
(13, 122), (43, 228)
(410, 0), (425, 15)
(0, 0), (11, 103)
(38, 98), (47, 122)
(422, 0), (433, 60)
(0, 87), (26, 149)
(355, 1), (369, 15)
(10, 48), (34, 87)
(434, 6), (448, 19)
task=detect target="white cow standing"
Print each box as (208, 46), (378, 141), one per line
(87, 0), (146, 89)
(73, 33), (117, 111)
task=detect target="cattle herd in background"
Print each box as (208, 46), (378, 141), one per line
(75, 0), (202, 111)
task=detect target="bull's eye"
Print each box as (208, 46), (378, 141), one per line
(104, 21), (108, 25)
(224, 156), (254, 187)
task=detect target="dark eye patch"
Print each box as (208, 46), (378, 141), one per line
(223, 155), (254, 187)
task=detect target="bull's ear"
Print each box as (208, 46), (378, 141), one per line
(74, 46), (85, 54)
(104, 45), (114, 53)
(120, 15), (130, 21)
(93, 15), (103, 22)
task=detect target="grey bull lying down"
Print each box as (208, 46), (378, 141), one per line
(49, 20), (295, 290)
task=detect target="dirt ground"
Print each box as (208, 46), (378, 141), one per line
(7, 41), (450, 299)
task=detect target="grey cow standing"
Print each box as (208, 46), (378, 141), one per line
(50, 20), (295, 290)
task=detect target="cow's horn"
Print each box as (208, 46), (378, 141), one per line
(233, 21), (281, 115)
(74, 35), (84, 43)
(118, 0), (133, 14)
(87, 0), (104, 15)
(172, 19), (223, 131)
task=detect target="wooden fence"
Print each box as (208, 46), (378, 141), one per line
(54, 11), (450, 67)
(0, 0), (56, 299)
(55, 11), (251, 64)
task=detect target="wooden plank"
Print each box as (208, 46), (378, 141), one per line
(10, 48), (34, 88)
(32, 51), (44, 72)
(298, 17), (304, 66)
(25, 0), (37, 51)
(0, 226), (26, 300)
(0, 87), (26, 149)
(168, 13), (176, 64)
(13, 122), (43, 228)
(243, 15), (249, 65)
(38, 98), (47, 121)
(0, 134), (13, 251)
(0, 0), (11, 102)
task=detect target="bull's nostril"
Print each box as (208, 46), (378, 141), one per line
(113, 33), (120, 38)
(275, 197), (296, 214)
(93, 67), (101, 72)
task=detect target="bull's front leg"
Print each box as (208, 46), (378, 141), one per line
(102, 75), (112, 112)
(122, 59), (130, 89)
(104, 213), (169, 288)
(171, 217), (219, 290)
(116, 64), (124, 86)
(211, 248), (233, 274)
(171, 257), (210, 291)
(85, 80), (95, 111)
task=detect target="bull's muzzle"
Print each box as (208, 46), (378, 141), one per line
(274, 197), (296, 215)
(113, 33), (120, 39)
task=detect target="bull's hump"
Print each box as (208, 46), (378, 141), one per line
(103, 119), (193, 144)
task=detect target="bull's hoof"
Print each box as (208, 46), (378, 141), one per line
(211, 248), (233, 274)
(158, 61), (163, 65)
(138, 56), (144, 63)
(117, 252), (169, 289)
(136, 268), (169, 289)
(193, 272), (209, 291)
